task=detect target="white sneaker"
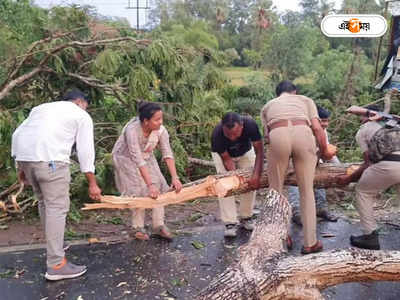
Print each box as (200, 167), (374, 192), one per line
(240, 217), (255, 231)
(224, 224), (238, 237)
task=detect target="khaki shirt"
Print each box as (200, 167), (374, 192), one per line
(260, 93), (319, 137)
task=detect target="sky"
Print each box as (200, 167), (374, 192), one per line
(33, 0), (344, 28)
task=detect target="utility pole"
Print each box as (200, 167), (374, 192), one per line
(127, 0), (151, 31)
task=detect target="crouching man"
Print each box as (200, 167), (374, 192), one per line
(211, 112), (264, 238)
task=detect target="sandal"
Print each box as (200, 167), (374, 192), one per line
(152, 225), (173, 241)
(301, 240), (323, 255)
(132, 228), (149, 241)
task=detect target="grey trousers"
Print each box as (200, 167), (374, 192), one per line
(18, 161), (70, 267)
(288, 186), (328, 217)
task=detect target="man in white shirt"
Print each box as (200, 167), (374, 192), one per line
(12, 89), (102, 280)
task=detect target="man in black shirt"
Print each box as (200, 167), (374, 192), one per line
(211, 112), (264, 237)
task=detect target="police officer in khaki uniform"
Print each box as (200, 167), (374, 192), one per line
(261, 81), (335, 254)
(337, 105), (400, 250)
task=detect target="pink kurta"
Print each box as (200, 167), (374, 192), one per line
(112, 118), (174, 197)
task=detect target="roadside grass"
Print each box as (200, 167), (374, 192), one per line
(223, 67), (269, 86)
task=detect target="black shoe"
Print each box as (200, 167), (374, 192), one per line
(292, 214), (302, 226)
(350, 230), (380, 250)
(317, 210), (338, 222)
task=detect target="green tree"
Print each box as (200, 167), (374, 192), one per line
(262, 23), (329, 80)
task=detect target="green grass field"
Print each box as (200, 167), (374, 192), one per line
(223, 67), (269, 86)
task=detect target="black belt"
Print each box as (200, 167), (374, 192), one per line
(382, 154), (400, 162)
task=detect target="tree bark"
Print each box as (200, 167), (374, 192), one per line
(188, 157), (216, 167)
(196, 189), (400, 300)
(82, 162), (360, 210)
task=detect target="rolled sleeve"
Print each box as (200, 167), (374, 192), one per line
(356, 128), (369, 153)
(76, 115), (95, 173)
(11, 118), (29, 159)
(125, 124), (147, 167)
(305, 97), (319, 121)
(159, 129), (174, 160)
(11, 130), (18, 159)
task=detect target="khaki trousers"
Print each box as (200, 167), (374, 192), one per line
(267, 124), (318, 247)
(211, 148), (256, 224)
(18, 161), (70, 267)
(356, 160), (400, 234)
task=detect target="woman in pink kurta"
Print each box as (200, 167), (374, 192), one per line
(112, 102), (182, 240)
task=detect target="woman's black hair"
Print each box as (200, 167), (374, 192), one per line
(221, 112), (242, 129)
(138, 101), (162, 122)
(275, 80), (297, 97)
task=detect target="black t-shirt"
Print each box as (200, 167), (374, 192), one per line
(211, 117), (262, 157)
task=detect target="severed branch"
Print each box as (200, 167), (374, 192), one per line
(0, 181), (20, 199)
(0, 182), (24, 213)
(41, 68), (132, 108)
(0, 36), (152, 101)
(82, 163), (361, 211)
(4, 32), (73, 86)
(10, 182), (24, 212)
(0, 67), (44, 101)
(83, 175), (241, 210)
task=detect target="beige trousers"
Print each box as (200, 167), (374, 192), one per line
(267, 124), (318, 247)
(211, 148), (256, 224)
(356, 160), (400, 234)
(132, 207), (164, 229)
(18, 161), (70, 267)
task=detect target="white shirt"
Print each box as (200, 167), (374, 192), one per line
(11, 101), (95, 173)
(324, 129), (340, 164)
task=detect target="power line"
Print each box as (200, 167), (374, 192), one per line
(126, 0), (150, 30)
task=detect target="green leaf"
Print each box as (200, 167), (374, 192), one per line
(191, 240), (205, 249)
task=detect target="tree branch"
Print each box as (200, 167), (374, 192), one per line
(0, 37), (152, 101)
(0, 67), (43, 101)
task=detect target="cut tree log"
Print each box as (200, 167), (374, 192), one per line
(82, 162), (360, 210)
(196, 189), (400, 299)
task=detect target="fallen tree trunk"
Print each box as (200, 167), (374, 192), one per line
(188, 157), (215, 167)
(196, 189), (400, 299)
(82, 162), (360, 210)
